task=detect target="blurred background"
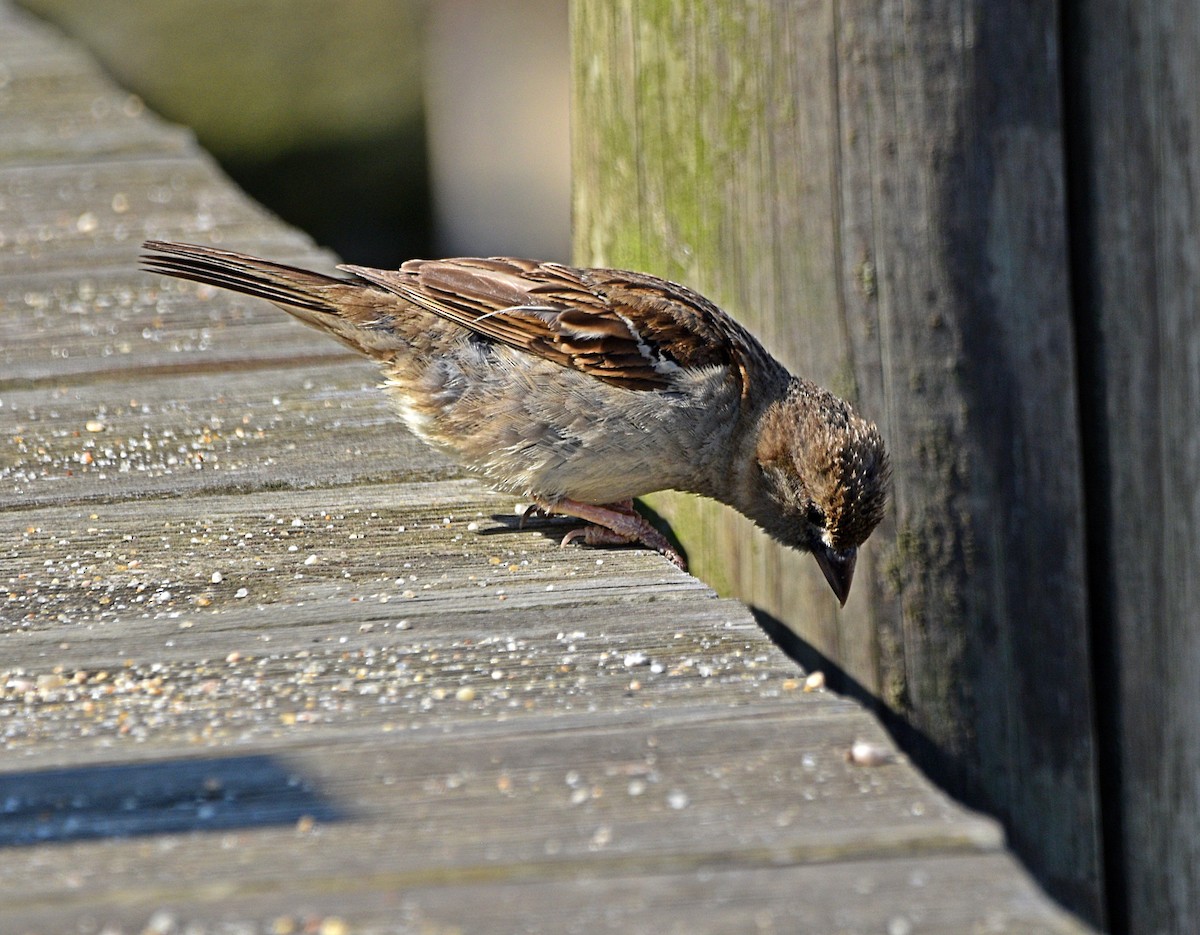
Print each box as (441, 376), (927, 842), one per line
(19, 0), (571, 266)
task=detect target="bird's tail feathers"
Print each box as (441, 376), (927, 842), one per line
(142, 241), (349, 312)
(141, 240), (398, 359)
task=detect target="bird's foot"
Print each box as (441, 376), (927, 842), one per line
(537, 498), (686, 570)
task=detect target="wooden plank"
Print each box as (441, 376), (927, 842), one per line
(0, 67), (195, 165)
(2, 481), (704, 618)
(0, 600), (827, 752)
(1064, 2), (1200, 930)
(0, 487), (1017, 924)
(2, 855), (1087, 935)
(0, 713), (1010, 929)
(0, 4), (195, 165)
(0, 159), (321, 276)
(0, 709), (991, 867)
(0, 258), (351, 384)
(2, 483), (794, 728)
(0, 362), (456, 509)
(827, 6), (1102, 919)
(572, 1), (1103, 924)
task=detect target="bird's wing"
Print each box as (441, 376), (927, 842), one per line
(340, 257), (770, 393)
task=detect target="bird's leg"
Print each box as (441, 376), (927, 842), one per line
(536, 498), (686, 570)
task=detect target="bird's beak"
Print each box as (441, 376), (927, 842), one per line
(813, 545), (857, 606)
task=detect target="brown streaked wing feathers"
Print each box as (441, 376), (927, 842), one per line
(585, 271), (737, 371)
(341, 258), (758, 393)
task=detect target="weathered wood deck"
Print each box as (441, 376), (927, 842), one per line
(0, 4), (1091, 933)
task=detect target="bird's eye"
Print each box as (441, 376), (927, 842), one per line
(805, 505), (826, 528)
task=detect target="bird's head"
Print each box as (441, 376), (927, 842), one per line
(751, 381), (891, 605)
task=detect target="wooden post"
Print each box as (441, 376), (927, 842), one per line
(1066, 2), (1200, 931)
(573, 1), (1104, 924)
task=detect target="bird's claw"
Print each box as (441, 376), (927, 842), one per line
(558, 521), (687, 570)
(518, 504), (550, 529)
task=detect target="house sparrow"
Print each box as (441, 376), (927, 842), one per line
(142, 241), (890, 603)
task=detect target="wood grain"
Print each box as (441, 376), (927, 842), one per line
(0, 363), (455, 509)
(1, 853), (1089, 935)
(1065, 2), (1200, 930)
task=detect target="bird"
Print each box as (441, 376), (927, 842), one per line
(141, 240), (890, 604)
